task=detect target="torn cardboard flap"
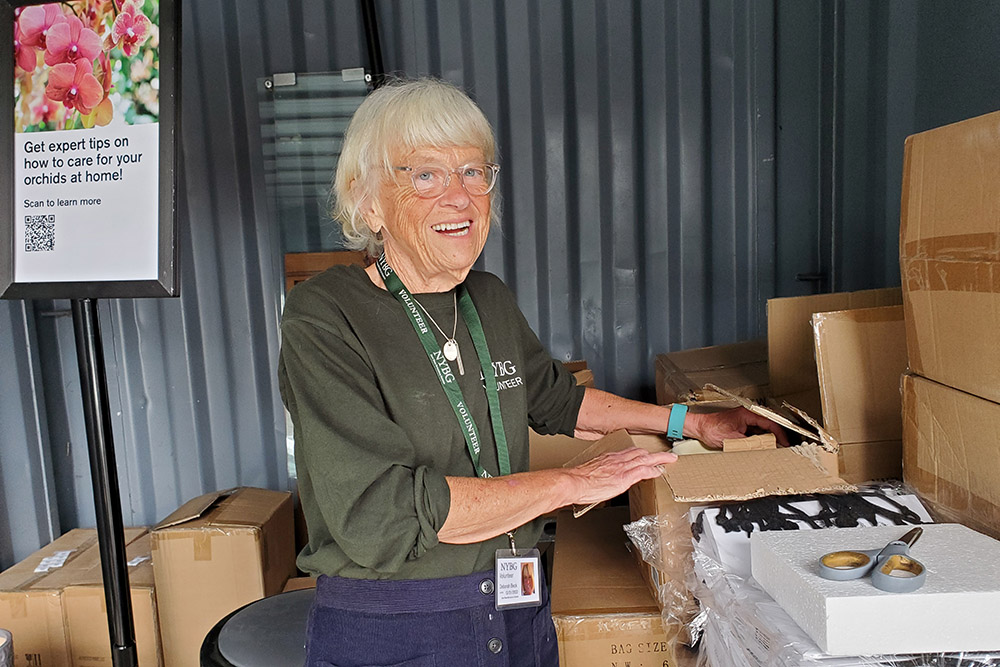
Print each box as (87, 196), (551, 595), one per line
(154, 487), (291, 531)
(155, 488), (239, 530)
(565, 423), (850, 516)
(705, 383), (840, 452)
(659, 444), (853, 502)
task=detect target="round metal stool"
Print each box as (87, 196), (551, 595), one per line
(200, 588), (315, 667)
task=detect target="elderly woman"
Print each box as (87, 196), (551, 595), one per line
(278, 78), (785, 667)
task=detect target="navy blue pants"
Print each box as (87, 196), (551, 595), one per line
(304, 570), (559, 667)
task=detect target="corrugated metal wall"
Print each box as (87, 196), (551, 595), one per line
(2, 0), (998, 566)
(377, 0), (775, 398)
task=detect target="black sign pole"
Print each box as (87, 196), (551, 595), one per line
(71, 297), (137, 667)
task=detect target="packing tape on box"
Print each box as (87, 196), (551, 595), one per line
(901, 232), (996, 262)
(903, 257), (999, 294)
(193, 532), (213, 561)
(5, 595), (28, 620)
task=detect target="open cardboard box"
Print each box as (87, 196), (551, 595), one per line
(565, 390), (851, 609)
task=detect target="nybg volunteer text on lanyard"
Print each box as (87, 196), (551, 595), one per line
(377, 254), (541, 610)
(376, 254), (510, 479)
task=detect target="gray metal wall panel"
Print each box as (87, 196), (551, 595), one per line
(0, 301), (59, 566)
(379, 0), (769, 396)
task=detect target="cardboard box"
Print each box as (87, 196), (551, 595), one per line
(0, 528), (146, 667)
(900, 110), (1000, 405)
(811, 304), (907, 482)
(653, 339), (769, 406)
(837, 440), (902, 484)
(281, 576), (316, 593)
(902, 373), (1000, 540)
(550, 506), (694, 667)
(564, 414), (849, 613)
(812, 305), (906, 444)
(58, 533), (161, 666)
(151, 488), (295, 667)
(768, 287), (903, 420)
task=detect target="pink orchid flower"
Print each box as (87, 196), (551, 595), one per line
(30, 98), (65, 127)
(18, 4), (67, 50)
(104, 0), (152, 57)
(14, 23), (38, 72)
(83, 52), (115, 128)
(45, 59), (104, 115)
(44, 16), (101, 67)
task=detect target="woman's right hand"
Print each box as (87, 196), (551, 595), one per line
(564, 447), (678, 506)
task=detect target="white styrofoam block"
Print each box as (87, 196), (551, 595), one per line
(750, 523), (1000, 655)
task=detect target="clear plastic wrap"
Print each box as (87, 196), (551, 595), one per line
(624, 483), (1000, 666)
(0, 629), (10, 667)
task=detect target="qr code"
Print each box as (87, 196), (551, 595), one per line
(25, 214), (55, 252)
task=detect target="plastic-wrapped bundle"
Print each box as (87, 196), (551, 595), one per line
(0, 629), (11, 667)
(625, 483), (1000, 666)
(689, 533), (1000, 666)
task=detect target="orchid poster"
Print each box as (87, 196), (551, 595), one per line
(12, 0), (163, 285)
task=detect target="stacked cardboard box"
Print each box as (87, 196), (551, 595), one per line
(151, 487), (296, 667)
(653, 339), (769, 406)
(899, 110), (1000, 540)
(812, 303), (907, 482)
(0, 527), (153, 667)
(550, 506), (696, 667)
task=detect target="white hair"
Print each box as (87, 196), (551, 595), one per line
(331, 77), (500, 256)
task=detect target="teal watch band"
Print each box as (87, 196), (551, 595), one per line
(667, 404), (688, 440)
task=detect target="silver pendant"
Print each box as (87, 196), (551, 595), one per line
(443, 339), (459, 362)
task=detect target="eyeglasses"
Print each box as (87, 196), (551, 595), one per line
(394, 162), (500, 198)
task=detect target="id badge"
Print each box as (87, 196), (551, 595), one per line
(494, 548), (542, 609)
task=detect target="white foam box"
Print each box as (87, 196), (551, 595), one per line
(750, 523), (1000, 655)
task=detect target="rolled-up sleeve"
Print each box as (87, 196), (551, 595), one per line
(279, 313), (451, 574)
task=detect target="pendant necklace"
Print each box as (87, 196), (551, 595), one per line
(412, 291), (465, 375)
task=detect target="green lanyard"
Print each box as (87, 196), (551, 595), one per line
(376, 254), (511, 478)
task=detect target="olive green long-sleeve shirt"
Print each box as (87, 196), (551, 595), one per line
(278, 265), (585, 580)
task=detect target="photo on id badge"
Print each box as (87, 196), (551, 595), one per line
(495, 548), (541, 609)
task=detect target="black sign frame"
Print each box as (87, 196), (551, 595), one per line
(0, 0), (178, 299)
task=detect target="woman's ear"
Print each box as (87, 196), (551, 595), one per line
(353, 180), (385, 234)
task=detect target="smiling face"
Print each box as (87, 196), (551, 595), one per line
(365, 145), (492, 292)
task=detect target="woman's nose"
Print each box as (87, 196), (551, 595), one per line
(437, 172), (473, 207)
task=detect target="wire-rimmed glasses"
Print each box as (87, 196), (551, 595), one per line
(394, 162), (500, 198)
